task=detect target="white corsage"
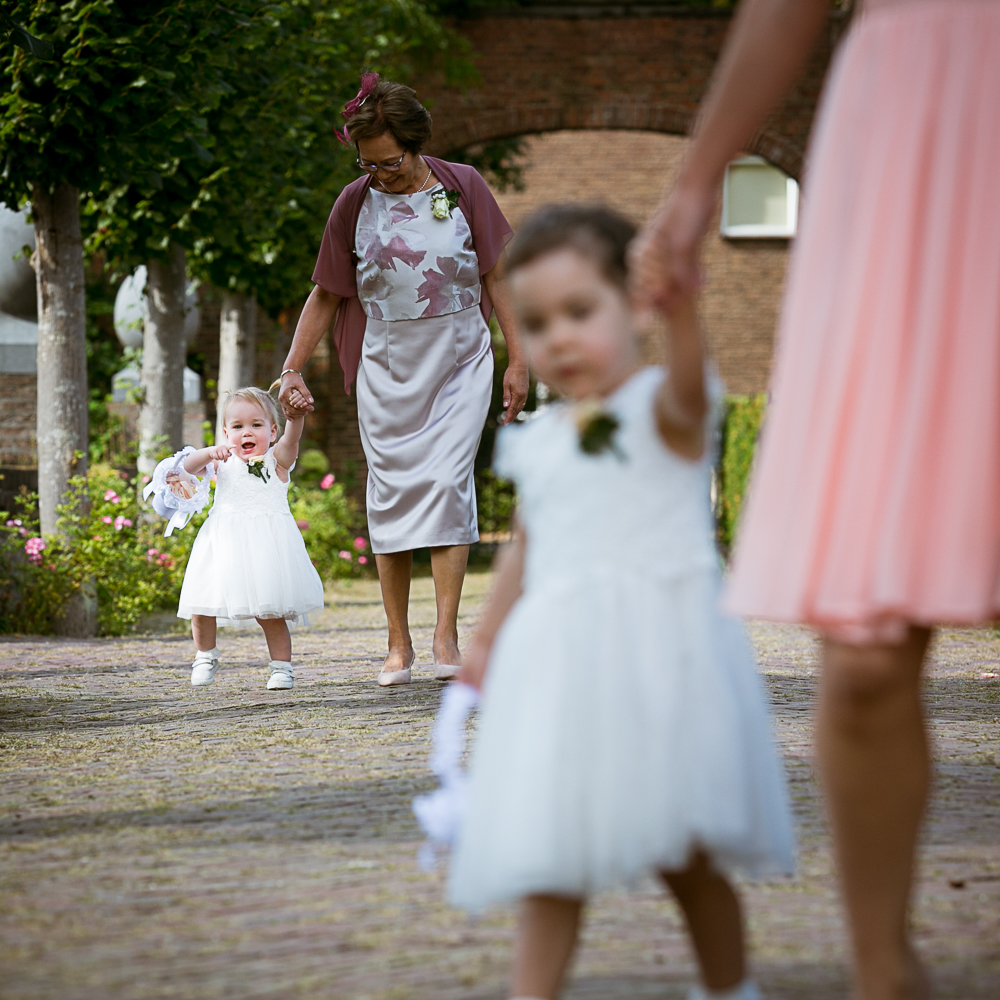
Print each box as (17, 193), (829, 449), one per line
(247, 454), (270, 483)
(412, 682), (480, 870)
(430, 188), (460, 220)
(142, 447), (213, 535)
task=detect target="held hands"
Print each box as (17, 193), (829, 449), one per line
(502, 364), (529, 425)
(279, 371), (314, 418)
(629, 178), (718, 312)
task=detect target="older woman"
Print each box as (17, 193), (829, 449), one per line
(279, 77), (527, 687)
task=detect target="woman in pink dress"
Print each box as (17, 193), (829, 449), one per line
(634, 1), (1000, 997)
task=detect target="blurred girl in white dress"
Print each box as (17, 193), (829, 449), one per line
(452, 207), (794, 1000)
(177, 387), (324, 691)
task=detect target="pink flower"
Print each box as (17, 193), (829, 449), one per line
(296, 520), (310, 531)
(102, 516), (113, 524)
(358, 556), (368, 565)
(320, 473), (335, 490)
(147, 548), (159, 557)
(103, 489), (119, 502)
(5, 520), (14, 527)
(141, 475), (151, 484)
(353, 536), (367, 551)
(338, 550), (352, 560)
(24, 537), (46, 564)
(92, 536), (100, 541)
(18, 527), (27, 536)
(114, 516), (132, 531)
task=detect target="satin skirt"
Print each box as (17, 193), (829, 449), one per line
(356, 305), (493, 554)
(726, 0), (1000, 643)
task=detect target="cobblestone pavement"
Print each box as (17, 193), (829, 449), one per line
(1, 573), (998, 1000)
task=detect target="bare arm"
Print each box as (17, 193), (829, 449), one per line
(655, 295), (708, 460)
(458, 524), (526, 690)
(278, 285), (342, 417)
(632, 0), (829, 306)
(273, 413), (305, 482)
(483, 257), (529, 425)
(182, 443), (234, 476)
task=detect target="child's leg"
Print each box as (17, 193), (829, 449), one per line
(660, 852), (745, 992)
(511, 895), (583, 1000)
(257, 617), (291, 661)
(192, 614), (217, 651)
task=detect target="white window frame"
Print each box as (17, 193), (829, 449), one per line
(720, 155), (798, 239)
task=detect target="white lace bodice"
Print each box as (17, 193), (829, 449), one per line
(210, 449), (291, 517)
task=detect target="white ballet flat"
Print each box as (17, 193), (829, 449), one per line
(378, 651), (414, 687)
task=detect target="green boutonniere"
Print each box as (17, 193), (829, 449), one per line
(574, 400), (625, 461)
(247, 455), (270, 482)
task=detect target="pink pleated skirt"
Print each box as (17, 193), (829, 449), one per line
(726, 0), (1000, 644)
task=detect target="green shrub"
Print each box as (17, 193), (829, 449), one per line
(476, 468), (516, 537)
(288, 469), (369, 580)
(716, 393), (767, 557)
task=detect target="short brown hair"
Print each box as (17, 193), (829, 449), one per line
(507, 204), (637, 289)
(345, 79), (433, 153)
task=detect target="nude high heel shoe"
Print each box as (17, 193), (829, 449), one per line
(377, 649), (414, 687)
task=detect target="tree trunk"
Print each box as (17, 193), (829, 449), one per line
(139, 242), (188, 473)
(216, 289), (257, 442)
(32, 181), (96, 637)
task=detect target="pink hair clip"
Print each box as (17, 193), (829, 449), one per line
(335, 72), (379, 147)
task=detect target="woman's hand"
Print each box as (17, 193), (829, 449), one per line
(279, 371), (314, 418)
(630, 178), (718, 312)
(502, 364), (529, 424)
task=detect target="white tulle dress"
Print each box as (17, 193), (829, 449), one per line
(448, 368), (795, 911)
(177, 449), (324, 628)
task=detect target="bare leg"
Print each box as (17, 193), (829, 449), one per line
(661, 851), (745, 992)
(429, 543), (469, 665)
(375, 550), (414, 672)
(817, 627), (932, 1000)
(257, 617), (291, 662)
(191, 614), (217, 651)
(512, 895), (583, 1000)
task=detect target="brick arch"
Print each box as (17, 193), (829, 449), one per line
(421, 6), (845, 183)
(435, 102), (803, 180)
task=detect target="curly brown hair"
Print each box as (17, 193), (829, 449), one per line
(345, 79), (433, 154)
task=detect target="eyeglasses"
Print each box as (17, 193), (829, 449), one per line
(356, 151), (407, 173)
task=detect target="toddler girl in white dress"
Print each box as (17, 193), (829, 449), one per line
(176, 387), (324, 690)
(450, 207), (795, 1000)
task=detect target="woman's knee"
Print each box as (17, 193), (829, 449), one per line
(820, 628), (929, 727)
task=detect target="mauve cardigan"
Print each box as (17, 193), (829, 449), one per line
(311, 157), (514, 393)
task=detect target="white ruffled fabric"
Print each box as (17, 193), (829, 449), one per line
(412, 682), (480, 870)
(177, 449), (324, 629)
(142, 447), (213, 536)
(447, 369), (795, 912)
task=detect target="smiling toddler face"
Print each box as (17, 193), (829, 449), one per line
(223, 400), (277, 459)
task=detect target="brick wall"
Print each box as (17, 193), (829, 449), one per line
(0, 374), (36, 467)
(424, 7), (843, 182)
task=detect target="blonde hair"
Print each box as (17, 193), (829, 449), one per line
(220, 386), (281, 428)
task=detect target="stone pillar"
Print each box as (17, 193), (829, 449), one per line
(216, 289), (257, 442)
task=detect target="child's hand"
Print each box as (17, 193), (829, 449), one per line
(458, 637), (490, 692)
(206, 443), (235, 464)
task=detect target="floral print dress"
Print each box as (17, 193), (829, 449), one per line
(353, 184), (494, 554)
